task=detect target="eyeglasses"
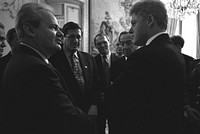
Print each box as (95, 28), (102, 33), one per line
(66, 34), (81, 40)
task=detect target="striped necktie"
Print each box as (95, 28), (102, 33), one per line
(102, 55), (110, 86)
(71, 53), (85, 91)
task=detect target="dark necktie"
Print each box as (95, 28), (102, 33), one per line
(102, 55), (110, 86)
(71, 53), (85, 91)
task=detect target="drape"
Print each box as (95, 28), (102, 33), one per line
(167, 18), (178, 37)
(196, 12), (200, 59)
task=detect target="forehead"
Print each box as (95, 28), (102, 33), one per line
(120, 33), (133, 42)
(131, 13), (139, 23)
(67, 29), (82, 35)
(41, 10), (58, 26)
(95, 35), (108, 43)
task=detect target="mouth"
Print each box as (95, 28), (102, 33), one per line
(56, 39), (63, 46)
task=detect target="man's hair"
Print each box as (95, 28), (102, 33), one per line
(15, 3), (54, 39)
(130, 0), (168, 30)
(118, 31), (129, 42)
(93, 33), (110, 45)
(0, 22), (5, 29)
(62, 22), (82, 36)
(170, 35), (184, 48)
(6, 28), (17, 46)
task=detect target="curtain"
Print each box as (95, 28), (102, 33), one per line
(196, 12), (200, 59)
(167, 18), (178, 37)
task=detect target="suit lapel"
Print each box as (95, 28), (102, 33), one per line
(149, 33), (170, 46)
(77, 52), (88, 88)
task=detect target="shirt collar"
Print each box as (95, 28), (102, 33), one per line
(63, 47), (79, 59)
(100, 51), (111, 60)
(100, 51), (111, 67)
(73, 51), (78, 59)
(20, 42), (49, 64)
(145, 32), (166, 46)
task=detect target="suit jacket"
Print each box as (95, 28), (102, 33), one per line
(50, 49), (99, 113)
(110, 56), (126, 83)
(1, 45), (93, 134)
(106, 34), (186, 134)
(94, 53), (120, 96)
(94, 53), (119, 89)
(182, 53), (194, 75)
(0, 51), (12, 89)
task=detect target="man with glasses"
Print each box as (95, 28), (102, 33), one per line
(50, 22), (99, 131)
(0, 22), (6, 57)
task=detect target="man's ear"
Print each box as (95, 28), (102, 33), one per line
(147, 14), (154, 27)
(23, 23), (35, 37)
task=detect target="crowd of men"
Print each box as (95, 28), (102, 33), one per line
(0, 0), (200, 134)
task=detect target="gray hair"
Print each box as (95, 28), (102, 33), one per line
(15, 3), (54, 39)
(130, 0), (168, 30)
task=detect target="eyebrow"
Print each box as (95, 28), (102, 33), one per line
(49, 24), (59, 30)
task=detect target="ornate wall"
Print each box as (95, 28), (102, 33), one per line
(90, 0), (139, 55)
(0, 0), (139, 56)
(0, 0), (47, 56)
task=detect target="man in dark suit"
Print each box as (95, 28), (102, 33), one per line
(0, 28), (18, 88)
(106, 0), (186, 134)
(110, 31), (138, 82)
(94, 33), (120, 134)
(170, 35), (195, 75)
(1, 3), (93, 134)
(0, 22), (6, 58)
(50, 22), (99, 125)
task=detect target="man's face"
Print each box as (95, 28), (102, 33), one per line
(64, 29), (82, 53)
(123, 42), (138, 56)
(130, 13), (149, 46)
(34, 10), (63, 58)
(116, 43), (123, 56)
(0, 28), (6, 57)
(120, 33), (137, 56)
(95, 35), (110, 56)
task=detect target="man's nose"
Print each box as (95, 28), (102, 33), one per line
(57, 29), (64, 39)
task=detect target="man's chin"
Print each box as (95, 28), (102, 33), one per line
(56, 44), (62, 50)
(70, 47), (79, 51)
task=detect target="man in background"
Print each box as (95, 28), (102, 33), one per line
(0, 22), (6, 57)
(50, 21), (99, 131)
(119, 31), (138, 59)
(94, 33), (120, 134)
(170, 35), (195, 75)
(0, 27), (19, 88)
(110, 31), (138, 82)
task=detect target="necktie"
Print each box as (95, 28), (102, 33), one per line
(71, 53), (85, 91)
(102, 55), (110, 86)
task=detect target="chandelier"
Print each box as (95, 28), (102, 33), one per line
(165, 0), (200, 20)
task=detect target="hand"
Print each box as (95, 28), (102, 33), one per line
(88, 105), (98, 116)
(184, 105), (200, 125)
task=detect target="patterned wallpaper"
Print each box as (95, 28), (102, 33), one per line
(90, 0), (139, 55)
